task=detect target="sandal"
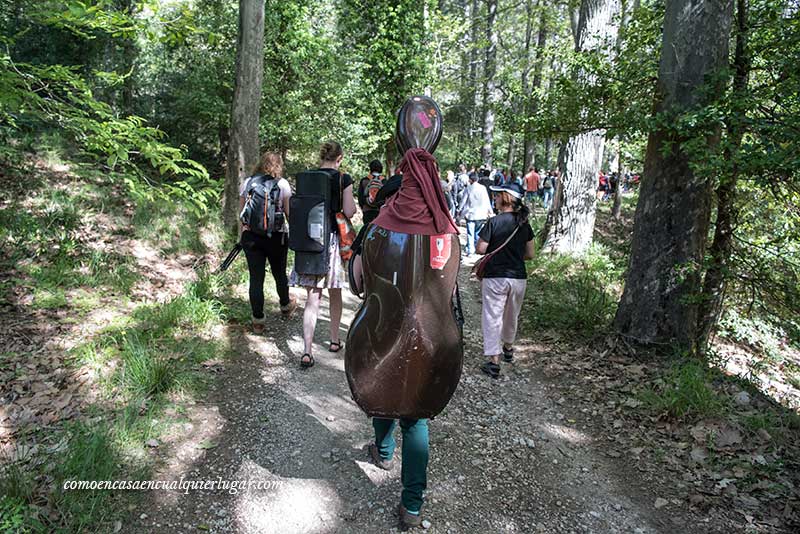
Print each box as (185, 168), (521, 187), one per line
(503, 344), (514, 363)
(329, 340), (343, 353)
(300, 353), (315, 369)
(481, 361), (500, 379)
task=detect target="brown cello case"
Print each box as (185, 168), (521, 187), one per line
(345, 96), (464, 419)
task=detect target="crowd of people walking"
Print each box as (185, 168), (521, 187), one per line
(235, 142), (619, 529)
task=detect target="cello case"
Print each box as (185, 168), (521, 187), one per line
(345, 96), (463, 419)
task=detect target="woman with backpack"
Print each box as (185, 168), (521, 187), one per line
(476, 182), (535, 379)
(542, 171), (555, 210)
(239, 151), (295, 334)
(289, 141), (356, 368)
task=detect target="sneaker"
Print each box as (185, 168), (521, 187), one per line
(368, 443), (394, 470)
(280, 296), (297, 316)
(398, 503), (423, 529)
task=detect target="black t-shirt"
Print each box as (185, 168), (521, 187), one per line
(478, 212), (534, 279)
(318, 168), (354, 229)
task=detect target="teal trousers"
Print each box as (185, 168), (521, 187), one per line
(372, 417), (429, 513)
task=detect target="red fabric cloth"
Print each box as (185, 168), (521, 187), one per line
(373, 148), (458, 235)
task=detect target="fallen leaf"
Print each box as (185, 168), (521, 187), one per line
(715, 427), (742, 449)
(624, 398), (642, 408)
(690, 447), (708, 463)
(197, 439), (218, 450)
(690, 423), (711, 443)
(53, 393), (72, 411)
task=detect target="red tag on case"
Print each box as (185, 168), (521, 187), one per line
(430, 234), (451, 270)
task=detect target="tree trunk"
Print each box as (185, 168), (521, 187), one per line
(457, 0), (471, 153)
(697, 0), (749, 352)
(523, 5), (548, 172)
(611, 138), (623, 219)
(542, 0), (621, 254)
(610, 2), (631, 220)
(223, 0), (266, 235)
(481, 0), (498, 166)
(614, 0), (735, 349)
(544, 138), (552, 169)
(467, 0), (480, 142)
(385, 136), (396, 176)
(506, 136), (516, 171)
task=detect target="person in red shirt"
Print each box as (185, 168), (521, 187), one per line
(523, 165), (540, 204)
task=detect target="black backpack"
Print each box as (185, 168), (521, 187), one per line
(240, 174), (284, 236)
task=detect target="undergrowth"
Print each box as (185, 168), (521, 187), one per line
(521, 243), (621, 338)
(640, 358), (728, 420)
(0, 140), (234, 532)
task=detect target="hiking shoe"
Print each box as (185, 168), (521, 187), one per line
(502, 344), (514, 362)
(280, 296), (297, 316)
(481, 361), (500, 379)
(368, 443), (394, 470)
(252, 316), (266, 334)
(397, 503), (423, 529)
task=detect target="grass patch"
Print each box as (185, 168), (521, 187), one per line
(641, 358), (728, 420)
(117, 333), (175, 397)
(31, 286), (68, 309)
(521, 243), (621, 338)
(132, 197), (210, 256)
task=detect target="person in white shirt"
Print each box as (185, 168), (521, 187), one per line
(458, 172), (494, 256)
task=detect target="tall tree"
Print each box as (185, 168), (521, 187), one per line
(610, 0), (634, 220)
(468, 0), (481, 146)
(542, 0), (621, 254)
(523, 2), (548, 171)
(696, 0), (750, 351)
(223, 0), (265, 235)
(481, 0), (498, 165)
(614, 0), (735, 349)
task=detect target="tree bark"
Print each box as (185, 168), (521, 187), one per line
(544, 138), (552, 169)
(614, 0), (735, 349)
(611, 137), (623, 219)
(506, 136), (516, 170)
(542, 0), (621, 254)
(481, 0), (498, 166)
(385, 136), (396, 176)
(223, 0), (266, 235)
(610, 2), (631, 220)
(696, 0), (749, 352)
(467, 0), (480, 142)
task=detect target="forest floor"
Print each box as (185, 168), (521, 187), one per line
(1, 153), (799, 533)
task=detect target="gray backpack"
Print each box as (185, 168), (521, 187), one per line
(240, 175), (284, 236)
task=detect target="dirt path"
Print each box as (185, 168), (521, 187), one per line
(129, 248), (729, 533)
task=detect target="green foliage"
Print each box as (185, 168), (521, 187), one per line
(48, 421), (129, 532)
(0, 494), (44, 534)
(717, 308), (788, 362)
(641, 358), (728, 420)
(337, 0), (429, 162)
(1, 2), (215, 215)
(521, 244), (621, 337)
(132, 197), (212, 256)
